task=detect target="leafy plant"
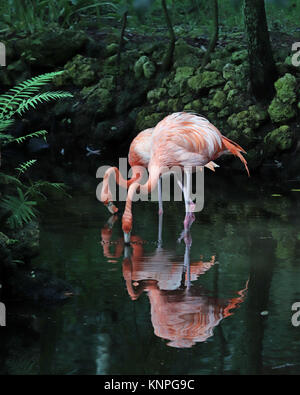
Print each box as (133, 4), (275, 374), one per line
(0, 188), (37, 229)
(0, 71), (72, 229)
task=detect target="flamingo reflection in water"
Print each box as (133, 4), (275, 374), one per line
(100, 217), (248, 348)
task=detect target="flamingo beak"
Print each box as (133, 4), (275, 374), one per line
(124, 232), (131, 244)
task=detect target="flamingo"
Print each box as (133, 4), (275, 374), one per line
(121, 112), (249, 243)
(101, 122), (221, 216)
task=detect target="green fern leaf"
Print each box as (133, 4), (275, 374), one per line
(16, 159), (37, 175)
(0, 188), (37, 228)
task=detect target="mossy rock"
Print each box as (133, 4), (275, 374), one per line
(228, 105), (269, 130)
(268, 97), (296, 123)
(136, 111), (165, 131)
(134, 55), (149, 78)
(54, 54), (97, 87)
(167, 98), (182, 112)
(143, 60), (156, 79)
(183, 99), (202, 113)
(264, 125), (294, 152)
(274, 73), (297, 104)
(168, 84), (180, 98)
(188, 71), (224, 93)
(81, 84), (114, 118)
(211, 90), (227, 109)
(173, 38), (203, 68)
(174, 66), (195, 83)
(204, 58), (226, 72)
(147, 88), (167, 104)
(231, 50), (248, 64)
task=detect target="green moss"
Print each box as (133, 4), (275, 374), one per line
(274, 73), (297, 104)
(143, 60), (156, 79)
(264, 125), (294, 152)
(268, 97), (296, 123)
(187, 71), (224, 93)
(211, 90), (227, 109)
(228, 105), (268, 130)
(54, 54), (97, 87)
(136, 111), (164, 131)
(147, 88), (167, 104)
(231, 49), (248, 64)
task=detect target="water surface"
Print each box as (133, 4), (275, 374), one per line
(1, 174), (300, 375)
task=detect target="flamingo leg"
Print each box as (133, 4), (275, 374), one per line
(158, 176), (163, 216)
(180, 230), (192, 289)
(158, 206), (163, 248)
(177, 171), (195, 233)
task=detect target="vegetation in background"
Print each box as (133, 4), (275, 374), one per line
(0, 0), (299, 36)
(0, 72), (72, 229)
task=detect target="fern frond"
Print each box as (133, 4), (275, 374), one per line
(0, 133), (14, 143)
(0, 172), (23, 186)
(16, 91), (73, 115)
(24, 180), (71, 200)
(12, 130), (48, 145)
(0, 71), (65, 119)
(0, 188), (37, 228)
(16, 159), (37, 175)
(0, 119), (15, 132)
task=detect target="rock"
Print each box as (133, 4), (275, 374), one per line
(188, 71), (224, 93)
(264, 125), (294, 153)
(204, 59), (225, 72)
(274, 73), (297, 104)
(167, 98), (182, 112)
(211, 91), (227, 109)
(183, 99), (202, 113)
(136, 111), (165, 131)
(134, 56), (156, 79)
(268, 98), (296, 123)
(231, 49), (248, 64)
(224, 80), (235, 92)
(54, 54), (97, 87)
(147, 88), (167, 104)
(174, 66), (195, 83)
(228, 105), (269, 131)
(222, 63), (236, 80)
(143, 60), (156, 79)
(173, 38), (203, 68)
(168, 84), (180, 98)
(81, 84), (114, 118)
(134, 55), (149, 78)
(268, 73), (297, 123)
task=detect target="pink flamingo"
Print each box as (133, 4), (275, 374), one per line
(101, 123), (221, 216)
(121, 112), (249, 243)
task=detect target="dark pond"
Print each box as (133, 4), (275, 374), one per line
(1, 173), (300, 375)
